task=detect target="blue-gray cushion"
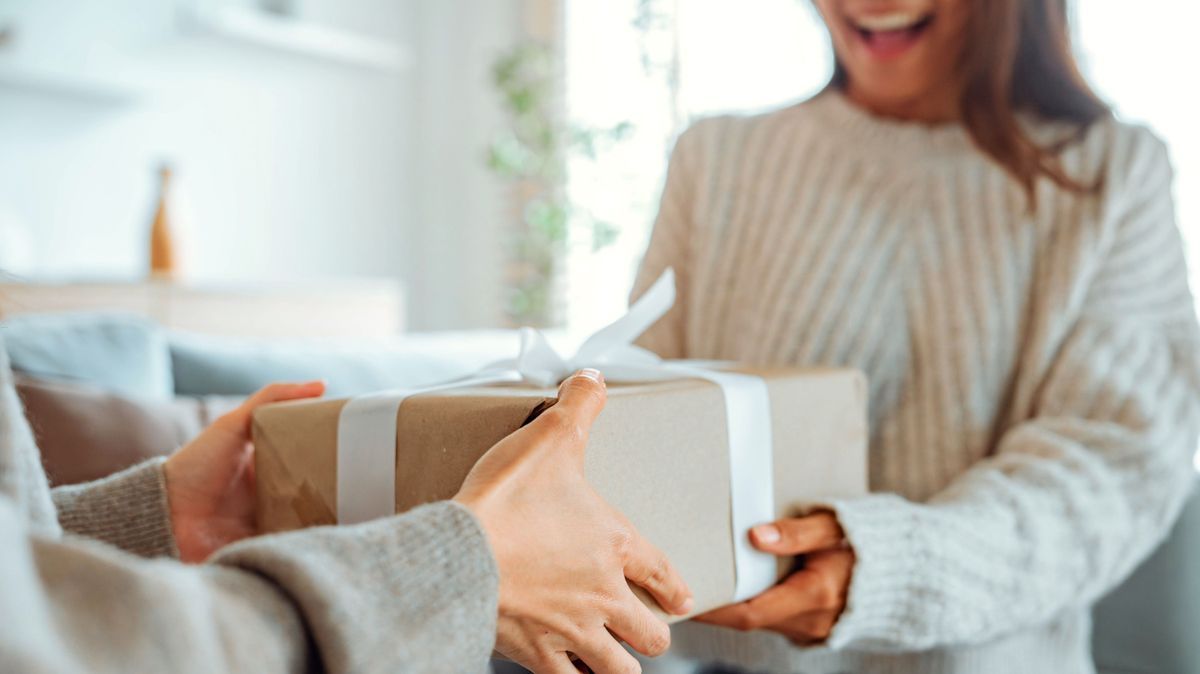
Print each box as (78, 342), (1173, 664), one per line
(1092, 480), (1200, 674)
(0, 312), (173, 400)
(169, 331), (518, 398)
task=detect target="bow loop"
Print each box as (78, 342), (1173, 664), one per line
(336, 266), (777, 603)
(506, 268), (678, 387)
(515, 327), (572, 388)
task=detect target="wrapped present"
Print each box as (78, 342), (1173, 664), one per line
(253, 270), (868, 619)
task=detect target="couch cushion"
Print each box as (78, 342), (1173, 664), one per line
(1, 312), (174, 400)
(169, 331), (518, 397)
(16, 375), (241, 486)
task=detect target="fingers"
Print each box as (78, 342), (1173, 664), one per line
(605, 585), (672, 657)
(694, 548), (854, 631)
(555, 369), (607, 428)
(569, 634), (642, 674)
(216, 381), (327, 434)
(750, 511), (844, 555)
(522, 370), (607, 464)
(245, 381), (327, 408)
(776, 609), (841, 645)
(621, 531), (693, 615)
(692, 581), (811, 631)
(517, 654), (580, 674)
(547, 655), (588, 674)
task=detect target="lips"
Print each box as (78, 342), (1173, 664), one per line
(847, 11), (935, 59)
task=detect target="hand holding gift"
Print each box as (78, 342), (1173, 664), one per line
(253, 268), (869, 627)
(696, 512), (854, 645)
(456, 369), (693, 673)
(164, 381), (327, 563)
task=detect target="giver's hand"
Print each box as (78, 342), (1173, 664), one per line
(164, 381), (326, 563)
(695, 512), (854, 646)
(455, 369), (693, 674)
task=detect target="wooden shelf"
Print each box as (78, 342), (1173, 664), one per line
(0, 61), (143, 103)
(0, 278), (406, 339)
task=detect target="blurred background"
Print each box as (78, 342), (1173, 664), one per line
(0, 0), (1195, 336)
(2, 5), (1198, 673)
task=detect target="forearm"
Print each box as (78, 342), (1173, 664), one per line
(216, 501), (500, 673)
(51, 457), (178, 558)
(824, 394), (1198, 651)
(3, 498), (499, 674)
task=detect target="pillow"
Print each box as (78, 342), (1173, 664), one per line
(169, 331), (518, 397)
(1, 312), (174, 400)
(1092, 481), (1200, 674)
(16, 375), (240, 486)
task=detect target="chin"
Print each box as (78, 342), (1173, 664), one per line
(847, 77), (936, 112)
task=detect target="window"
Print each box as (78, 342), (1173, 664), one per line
(563, 1), (1199, 338)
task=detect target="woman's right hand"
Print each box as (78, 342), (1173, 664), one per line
(455, 369), (693, 674)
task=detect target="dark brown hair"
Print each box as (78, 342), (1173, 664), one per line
(830, 0), (1111, 204)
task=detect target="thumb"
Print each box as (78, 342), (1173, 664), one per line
(750, 512), (844, 555)
(217, 381), (327, 434)
(553, 369), (608, 429)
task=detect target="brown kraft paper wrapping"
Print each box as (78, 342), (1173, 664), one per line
(253, 367), (868, 619)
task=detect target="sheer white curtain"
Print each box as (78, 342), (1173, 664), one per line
(562, 0), (1199, 335)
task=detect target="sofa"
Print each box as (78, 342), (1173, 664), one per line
(2, 311), (1196, 674)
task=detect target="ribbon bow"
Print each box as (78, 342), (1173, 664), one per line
(337, 268), (777, 602)
(496, 268), (679, 387)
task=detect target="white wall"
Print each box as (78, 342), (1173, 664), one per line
(0, 0), (525, 330)
(407, 0), (523, 330)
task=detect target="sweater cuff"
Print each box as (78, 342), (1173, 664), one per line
(215, 500), (499, 674)
(51, 457), (180, 559)
(818, 493), (932, 651)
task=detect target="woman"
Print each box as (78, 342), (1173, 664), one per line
(632, 0), (1200, 672)
(0, 336), (693, 673)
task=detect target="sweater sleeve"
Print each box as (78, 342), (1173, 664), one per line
(0, 497), (499, 674)
(822, 131), (1200, 651)
(51, 457), (178, 559)
(631, 121), (707, 359)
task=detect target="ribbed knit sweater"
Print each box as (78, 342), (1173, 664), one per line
(633, 90), (1200, 674)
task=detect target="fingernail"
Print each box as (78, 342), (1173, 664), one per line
(679, 597), (694, 613)
(753, 524), (780, 544)
(577, 368), (604, 384)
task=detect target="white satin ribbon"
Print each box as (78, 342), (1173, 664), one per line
(336, 268), (776, 602)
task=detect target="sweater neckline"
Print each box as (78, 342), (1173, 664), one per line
(807, 88), (977, 158)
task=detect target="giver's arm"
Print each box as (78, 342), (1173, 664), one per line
(51, 458), (178, 558)
(1, 497), (498, 674)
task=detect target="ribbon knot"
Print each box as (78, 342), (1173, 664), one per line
(336, 267), (777, 602)
(505, 268), (677, 387)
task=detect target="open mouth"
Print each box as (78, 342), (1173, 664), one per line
(846, 10), (935, 58)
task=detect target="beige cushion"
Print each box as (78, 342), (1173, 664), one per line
(16, 375), (240, 486)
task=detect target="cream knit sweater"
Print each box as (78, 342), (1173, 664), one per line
(633, 90), (1200, 674)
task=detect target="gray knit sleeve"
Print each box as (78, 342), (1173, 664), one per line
(52, 457), (179, 558)
(1, 498), (499, 674)
(217, 501), (500, 673)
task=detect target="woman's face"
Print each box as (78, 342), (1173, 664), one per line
(813, 0), (970, 120)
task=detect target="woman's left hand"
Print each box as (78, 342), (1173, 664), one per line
(163, 381), (326, 563)
(695, 511), (854, 645)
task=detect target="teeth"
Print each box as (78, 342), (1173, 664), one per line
(853, 12), (926, 32)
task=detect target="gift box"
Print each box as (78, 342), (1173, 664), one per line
(253, 269), (868, 618)
(253, 366), (867, 619)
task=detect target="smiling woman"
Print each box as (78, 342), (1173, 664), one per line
(629, 0), (1200, 672)
(820, 0), (1109, 203)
